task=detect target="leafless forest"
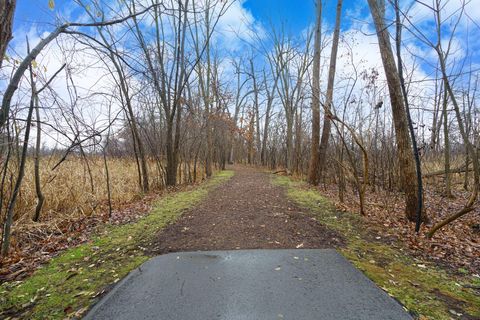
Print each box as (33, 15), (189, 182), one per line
(0, 0), (479, 271)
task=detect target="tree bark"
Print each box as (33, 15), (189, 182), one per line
(367, 0), (419, 221)
(394, 0), (425, 228)
(0, 0), (16, 70)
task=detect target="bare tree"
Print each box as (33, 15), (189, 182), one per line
(317, 0), (343, 181)
(426, 0), (479, 237)
(367, 0), (420, 222)
(274, 29), (312, 172)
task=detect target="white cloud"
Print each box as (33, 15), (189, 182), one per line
(214, 0), (265, 50)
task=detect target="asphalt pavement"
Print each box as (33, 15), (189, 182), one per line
(84, 249), (412, 320)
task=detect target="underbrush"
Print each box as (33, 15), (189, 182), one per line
(317, 175), (480, 274)
(0, 170), (233, 319)
(273, 175), (480, 320)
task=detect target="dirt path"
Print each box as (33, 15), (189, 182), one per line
(152, 166), (344, 253)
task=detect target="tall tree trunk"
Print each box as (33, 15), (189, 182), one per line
(394, 0), (425, 228)
(250, 59), (261, 165)
(205, 6), (213, 177)
(247, 112), (254, 165)
(367, 0), (419, 221)
(307, 0), (322, 184)
(261, 107), (271, 166)
(318, 0), (343, 180)
(0, 0), (16, 70)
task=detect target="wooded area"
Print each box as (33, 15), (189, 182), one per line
(0, 0), (478, 273)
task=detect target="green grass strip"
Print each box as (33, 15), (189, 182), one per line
(0, 170), (234, 319)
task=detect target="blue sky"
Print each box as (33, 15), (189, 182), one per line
(9, 0), (479, 101)
(244, 0), (366, 31)
(11, 0), (479, 61)
(14, 0), (62, 28)
(13, 0), (364, 35)
(244, 0), (316, 31)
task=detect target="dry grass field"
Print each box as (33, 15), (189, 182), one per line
(13, 158), (142, 221)
(2, 156), (207, 228)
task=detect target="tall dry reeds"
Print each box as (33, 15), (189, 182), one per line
(1, 156), (207, 226)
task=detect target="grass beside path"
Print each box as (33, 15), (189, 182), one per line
(0, 170), (234, 320)
(273, 175), (480, 320)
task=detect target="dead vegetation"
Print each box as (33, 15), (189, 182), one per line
(317, 166), (480, 274)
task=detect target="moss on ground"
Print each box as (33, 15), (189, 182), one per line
(0, 170), (234, 319)
(273, 175), (480, 320)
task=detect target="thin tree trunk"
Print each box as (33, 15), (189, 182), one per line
(307, 0), (322, 184)
(103, 143), (112, 218)
(92, 18), (149, 192)
(318, 0), (343, 180)
(166, 121), (177, 186)
(1, 55), (35, 256)
(261, 70), (279, 166)
(250, 59), (261, 165)
(33, 86), (44, 222)
(430, 69), (442, 150)
(286, 117), (294, 171)
(442, 83), (453, 197)
(331, 115), (369, 215)
(173, 101), (182, 182)
(205, 6), (213, 177)
(294, 108), (302, 173)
